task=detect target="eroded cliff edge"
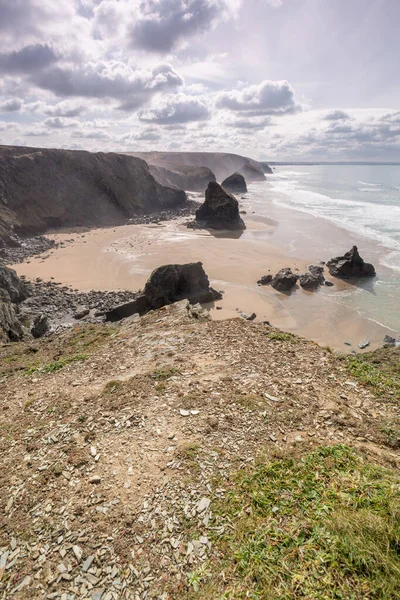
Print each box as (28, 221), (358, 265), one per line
(0, 145), (186, 246)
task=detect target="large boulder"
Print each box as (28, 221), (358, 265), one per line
(299, 265), (325, 289)
(271, 268), (298, 292)
(327, 246), (376, 278)
(106, 262), (222, 322)
(221, 172), (247, 194)
(0, 301), (23, 342)
(195, 182), (246, 230)
(0, 265), (27, 303)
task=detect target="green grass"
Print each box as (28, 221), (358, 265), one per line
(189, 445), (400, 599)
(150, 366), (180, 380)
(25, 353), (88, 375)
(345, 354), (400, 399)
(103, 379), (123, 394)
(268, 331), (297, 343)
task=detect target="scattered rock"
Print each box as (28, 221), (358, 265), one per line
(271, 268), (298, 292)
(324, 281), (334, 287)
(31, 314), (49, 338)
(74, 307), (90, 320)
(194, 181), (246, 230)
(188, 302), (211, 321)
(89, 475), (101, 484)
(299, 265), (325, 289)
(221, 172), (247, 194)
(358, 340), (370, 349)
(327, 246), (376, 278)
(383, 335), (400, 347)
(240, 312), (256, 321)
(257, 274), (273, 286)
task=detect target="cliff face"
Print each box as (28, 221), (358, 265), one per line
(127, 151), (271, 183)
(148, 163), (216, 192)
(0, 146), (186, 244)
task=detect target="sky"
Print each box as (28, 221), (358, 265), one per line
(0, 0), (399, 161)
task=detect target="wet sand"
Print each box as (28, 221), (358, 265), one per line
(12, 213), (395, 352)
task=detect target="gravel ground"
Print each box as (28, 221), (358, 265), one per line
(0, 301), (398, 599)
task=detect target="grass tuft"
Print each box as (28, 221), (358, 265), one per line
(345, 353), (400, 399)
(150, 366), (180, 380)
(268, 331), (297, 343)
(26, 353), (88, 375)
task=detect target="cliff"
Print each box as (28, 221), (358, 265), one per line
(148, 163), (216, 191)
(127, 151), (272, 183)
(0, 145), (186, 245)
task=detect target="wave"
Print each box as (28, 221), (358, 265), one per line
(357, 180), (381, 187)
(269, 181), (400, 273)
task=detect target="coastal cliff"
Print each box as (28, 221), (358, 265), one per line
(148, 163), (216, 191)
(0, 145), (186, 245)
(127, 151), (271, 183)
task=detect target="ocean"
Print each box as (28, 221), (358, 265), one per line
(247, 165), (400, 334)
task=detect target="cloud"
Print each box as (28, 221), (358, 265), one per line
(0, 121), (21, 133)
(44, 117), (80, 129)
(268, 111), (400, 161)
(42, 100), (87, 118)
(380, 111), (400, 124)
(222, 115), (274, 129)
(119, 128), (162, 143)
(71, 129), (112, 140)
(139, 93), (211, 123)
(0, 44), (58, 74)
(216, 80), (301, 116)
(129, 0), (236, 52)
(264, 0), (283, 7)
(0, 98), (23, 112)
(323, 110), (351, 121)
(32, 62), (183, 108)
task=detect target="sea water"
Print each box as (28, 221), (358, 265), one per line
(247, 165), (400, 334)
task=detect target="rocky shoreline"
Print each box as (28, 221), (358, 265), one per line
(0, 203), (205, 342)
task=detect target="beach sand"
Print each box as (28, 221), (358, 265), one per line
(12, 210), (395, 352)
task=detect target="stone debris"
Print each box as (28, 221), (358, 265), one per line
(0, 299), (398, 599)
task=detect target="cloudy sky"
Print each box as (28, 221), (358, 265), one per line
(0, 0), (399, 161)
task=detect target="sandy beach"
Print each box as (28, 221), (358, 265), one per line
(12, 190), (397, 352)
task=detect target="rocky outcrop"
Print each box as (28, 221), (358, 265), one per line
(105, 262), (222, 322)
(327, 246), (376, 278)
(148, 164), (216, 192)
(0, 265), (27, 302)
(299, 265), (325, 289)
(127, 152), (268, 182)
(271, 268), (298, 291)
(0, 145), (187, 244)
(222, 172), (247, 194)
(195, 182), (246, 230)
(0, 264), (27, 341)
(259, 162), (274, 175)
(31, 314), (49, 338)
(0, 301), (23, 341)
(383, 335), (400, 347)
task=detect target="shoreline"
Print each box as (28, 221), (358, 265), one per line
(10, 201), (397, 351)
